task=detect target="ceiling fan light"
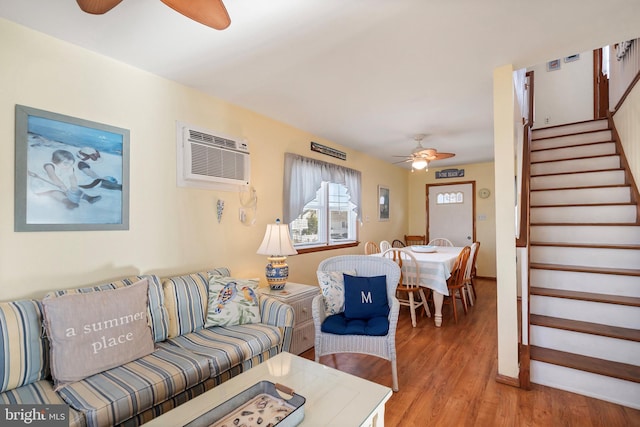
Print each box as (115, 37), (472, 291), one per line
(411, 158), (428, 170)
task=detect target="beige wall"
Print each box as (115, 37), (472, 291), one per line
(407, 162), (497, 278)
(493, 64), (519, 379)
(614, 83), (640, 185)
(529, 50), (594, 129)
(0, 19), (408, 301)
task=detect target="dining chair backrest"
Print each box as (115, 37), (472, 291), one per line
(464, 242), (480, 283)
(381, 248), (420, 290)
(380, 240), (392, 252)
(392, 239), (406, 248)
(404, 235), (426, 246)
(428, 237), (454, 247)
(364, 241), (381, 254)
(448, 246), (471, 288)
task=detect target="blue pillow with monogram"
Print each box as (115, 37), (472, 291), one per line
(343, 274), (389, 320)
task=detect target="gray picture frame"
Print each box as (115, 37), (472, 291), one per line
(14, 105), (130, 231)
(378, 185), (390, 221)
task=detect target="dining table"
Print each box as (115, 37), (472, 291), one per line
(374, 246), (463, 327)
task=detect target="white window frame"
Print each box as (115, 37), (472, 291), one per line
(283, 153), (361, 251)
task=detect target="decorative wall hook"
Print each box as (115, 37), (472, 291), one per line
(216, 199), (224, 223)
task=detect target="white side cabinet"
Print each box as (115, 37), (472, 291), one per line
(259, 282), (320, 355)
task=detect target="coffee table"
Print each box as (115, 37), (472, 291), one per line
(144, 351), (392, 427)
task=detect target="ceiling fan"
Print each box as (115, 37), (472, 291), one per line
(76, 0), (231, 30)
(393, 134), (455, 172)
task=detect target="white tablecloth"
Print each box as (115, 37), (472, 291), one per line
(374, 246), (462, 296)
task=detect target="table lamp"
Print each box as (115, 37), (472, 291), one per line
(256, 219), (298, 290)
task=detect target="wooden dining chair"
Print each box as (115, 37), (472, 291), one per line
(392, 239), (406, 248)
(463, 242), (480, 305)
(379, 240), (392, 252)
(404, 235), (426, 246)
(364, 241), (380, 254)
(428, 237), (454, 247)
(444, 246), (471, 324)
(382, 248), (430, 327)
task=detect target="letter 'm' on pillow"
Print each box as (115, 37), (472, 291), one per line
(343, 274), (389, 320)
(205, 276), (260, 327)
(316, 270), (357, 315)
(42, 279), (155, 389)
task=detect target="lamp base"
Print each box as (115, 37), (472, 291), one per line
(265, 256), (289, 290)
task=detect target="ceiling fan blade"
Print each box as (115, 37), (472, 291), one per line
(161, 0), (231, 30)
(392, 159), (412, 164)
(433, 152), (455, 160)
(76, 0), (123, 14)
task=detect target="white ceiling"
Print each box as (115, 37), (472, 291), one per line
(1, 0), (639, 169)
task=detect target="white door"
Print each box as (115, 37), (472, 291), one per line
(427, 182), (475, 246)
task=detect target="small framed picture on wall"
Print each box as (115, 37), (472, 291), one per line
(378, 185), (390, 221)
(547, 59), (561, 71)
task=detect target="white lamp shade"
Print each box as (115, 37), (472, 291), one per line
(257, 222), (298, 256)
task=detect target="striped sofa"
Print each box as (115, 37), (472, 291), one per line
(0, 268), (294, 427)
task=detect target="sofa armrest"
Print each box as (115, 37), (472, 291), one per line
(259, 295), (295, 353)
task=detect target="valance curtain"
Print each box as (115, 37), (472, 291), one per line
(283, 153), (361, 224)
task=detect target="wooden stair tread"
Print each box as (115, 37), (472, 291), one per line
(530, 287), (640, 306)
(529, 262), (640, 276)
(530, 202), (635, 208)
(530, 184), (630, 192)
(530, 346), (640, 383)
(530, 242), (640, 250)
(531, 153), (618, 164)
(531, 148), (620, 158)
(531, 126), (610, 142)
(530, 314), (640, 342)
(531, 168), (623, 178)
(530, 222), (640, 227)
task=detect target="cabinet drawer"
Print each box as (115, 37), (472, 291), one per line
(290, 296), (314, 325)
(290, 321), (316, 355)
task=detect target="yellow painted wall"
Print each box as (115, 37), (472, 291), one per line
(493, 64), (519, 379)
(614, 83), (640, 185)
(0, 18), (408, 301)
(407, 162), (497, 278)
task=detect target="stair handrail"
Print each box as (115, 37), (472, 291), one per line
(516, 71), (534, 248)
(516, 71), (534, 389)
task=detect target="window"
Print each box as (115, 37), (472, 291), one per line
(284, 153), (361, 251)
(436, 191), (463, 204)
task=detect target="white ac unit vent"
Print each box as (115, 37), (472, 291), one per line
(177, 122), (250, 191)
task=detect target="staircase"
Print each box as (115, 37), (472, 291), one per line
(527, 118), (640, 409)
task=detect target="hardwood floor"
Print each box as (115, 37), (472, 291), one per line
(300, 278), (640, 426)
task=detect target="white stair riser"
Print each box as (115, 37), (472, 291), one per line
(530, 245), (640, 270)
(530, 268), (640, 297)
(530, 170), (626, 189)
(532, 121), (609, 139)
(530, 225), (640, 244)
(530, 295), (640, 329)
(530, 326), (640, 365)
(531, 156), (620, 175)
(531, 187), (631, 206)
(531, 130), (612, 150)
(530, 205), (636, 223)
(531, 361), (640, 410)
(531, 143), (617, 163)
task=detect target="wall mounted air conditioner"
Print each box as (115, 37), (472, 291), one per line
(176, 121), (250, 191)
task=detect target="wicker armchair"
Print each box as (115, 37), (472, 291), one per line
(313, 255), (401, 391)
